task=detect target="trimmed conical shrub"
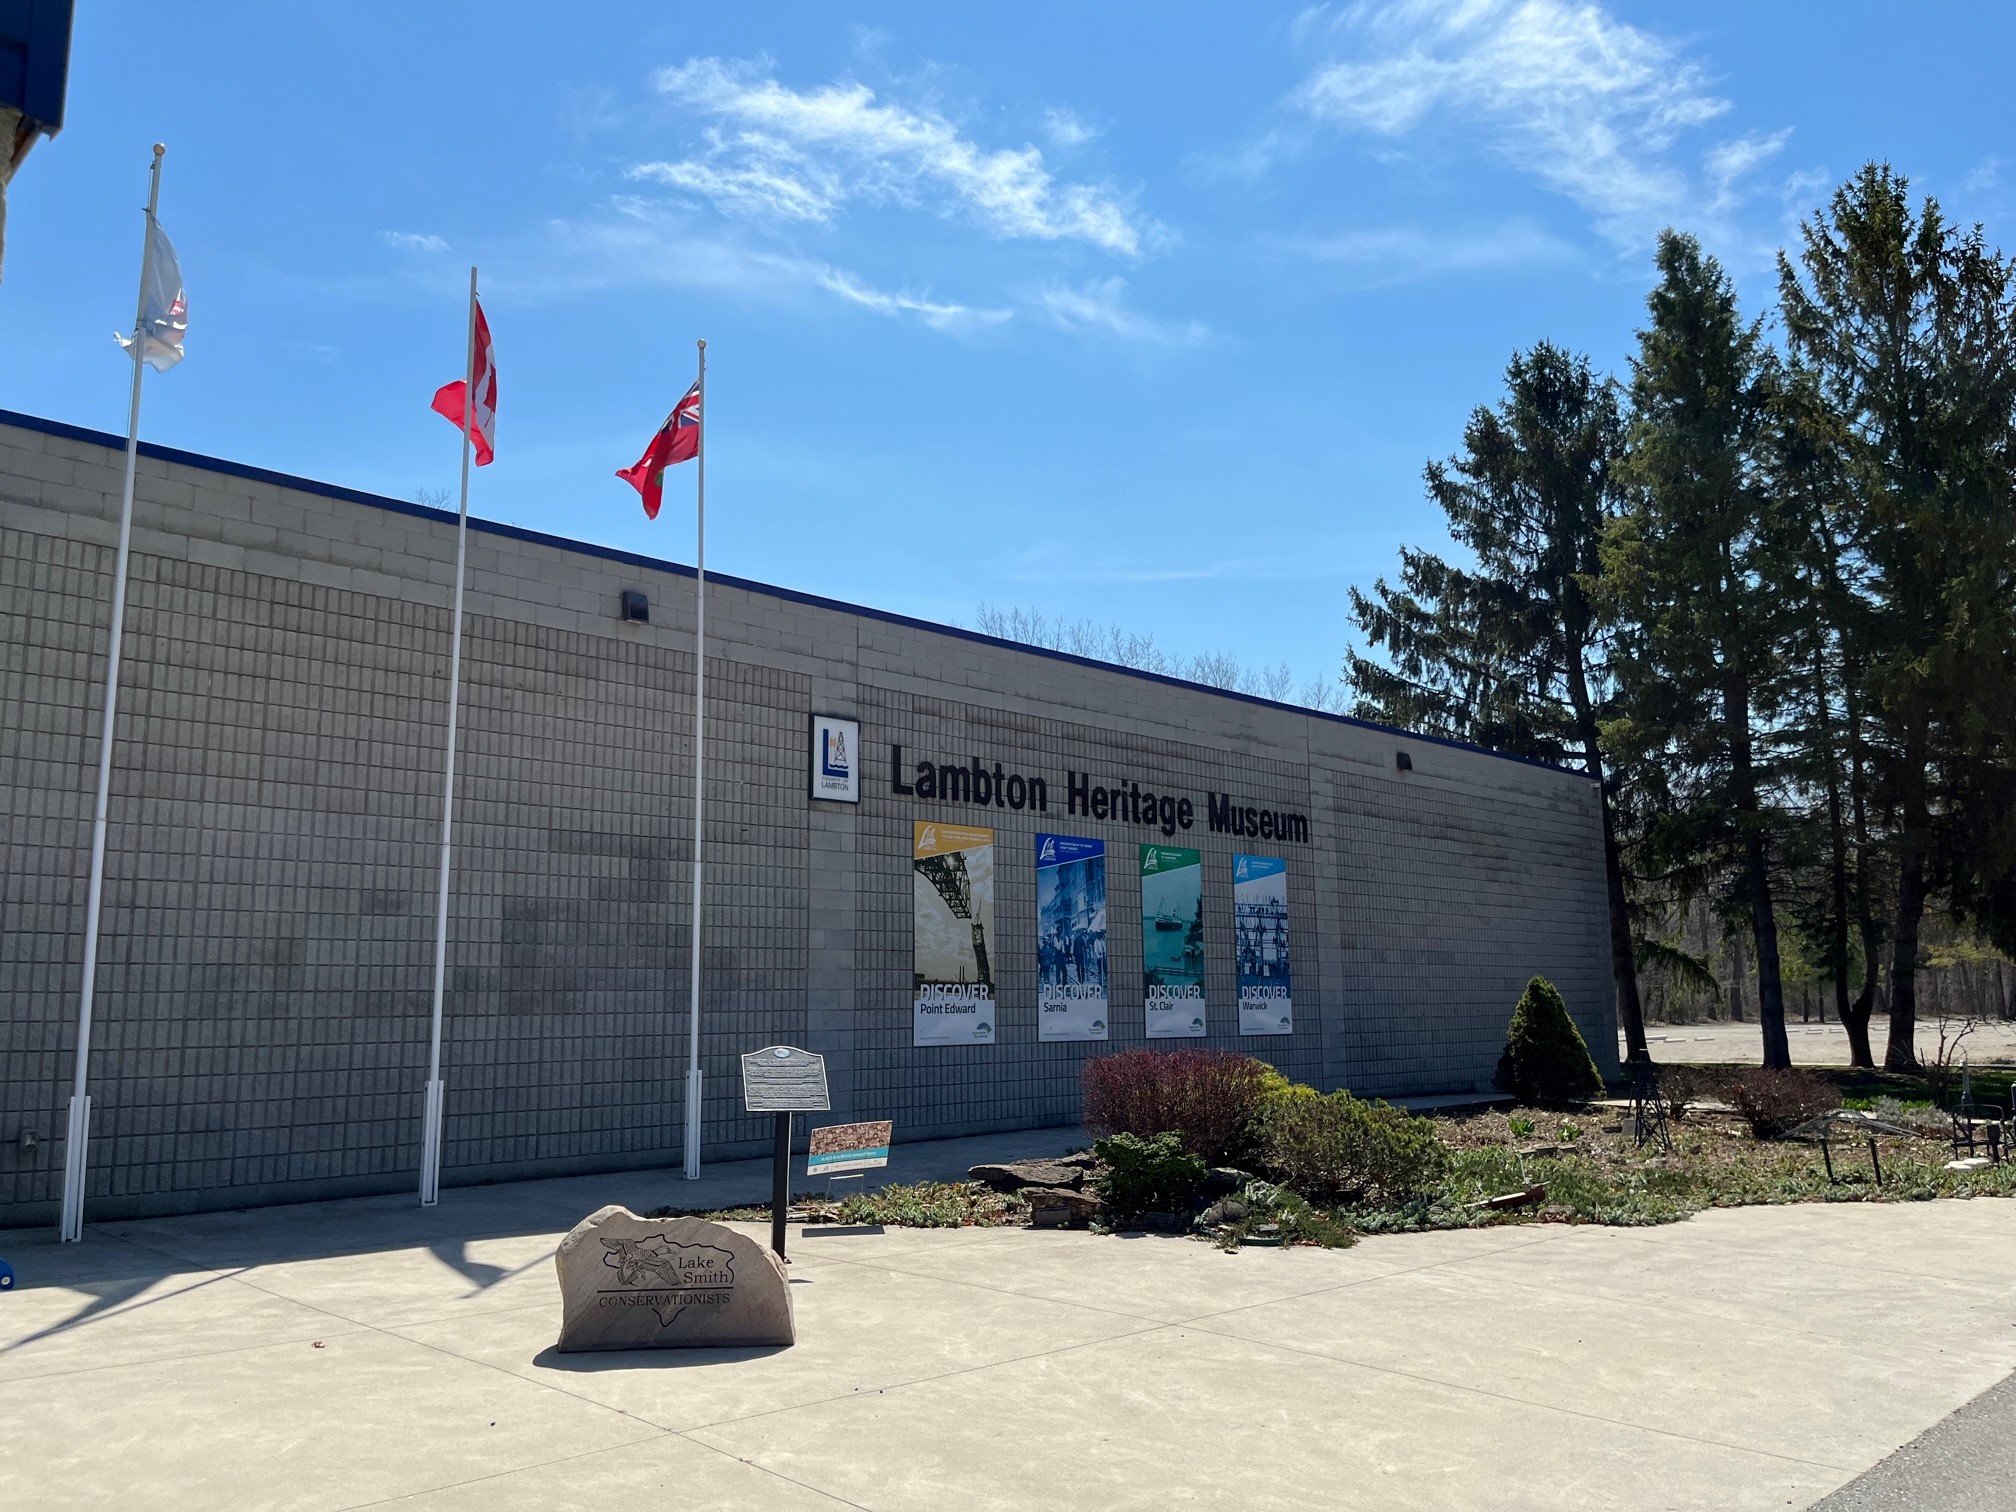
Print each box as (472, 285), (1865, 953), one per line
(1495, 976), (1605, 1107)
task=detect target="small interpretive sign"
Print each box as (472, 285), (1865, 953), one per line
(807, 1120), (893, 1177)
(740, 1046), (831, 1114)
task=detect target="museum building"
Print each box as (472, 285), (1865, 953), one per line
(0, 410), (1619, 1227)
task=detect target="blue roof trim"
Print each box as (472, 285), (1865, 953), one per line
(1, 407), (1592, 781)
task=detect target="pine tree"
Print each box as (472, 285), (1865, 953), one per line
(1778, 165), (2016, 1068)
(1348, 344), (1649, 1060)
(1602, 233), (1799, 1068)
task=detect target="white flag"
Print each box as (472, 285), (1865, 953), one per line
(114, 220), (188, 371)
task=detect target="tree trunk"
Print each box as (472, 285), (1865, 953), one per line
(1727, 672), (1790, 1068)
(1843, 645), (1880, 1067)
(1729, 931), (1748, 1023)
(1885, 758), (1929, 1071)
(1564, 655), (1646, 1062)
(1811, 640), (1862, 1059)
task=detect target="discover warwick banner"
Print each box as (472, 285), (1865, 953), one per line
(1140, 844), (1205, 1037)
(1233, 854), (1292, 1036)
(913, 821), (997, 1046)
(1035, 834), (1109, 1042)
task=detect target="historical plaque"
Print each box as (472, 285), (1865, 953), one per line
(740, 1045), (831, 1113)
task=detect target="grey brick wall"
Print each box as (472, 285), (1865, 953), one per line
(0, 413), (1617, 1227)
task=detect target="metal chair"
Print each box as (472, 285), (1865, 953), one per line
(1949, 1099), (2005, 1164)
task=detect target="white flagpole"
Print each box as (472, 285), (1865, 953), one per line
(420, 266), (478, 1206)
(682, 339), (707, 1179)
(61, 142), (167, 1243)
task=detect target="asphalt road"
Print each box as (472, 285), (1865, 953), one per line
(1813, 1369), (2016, 1511)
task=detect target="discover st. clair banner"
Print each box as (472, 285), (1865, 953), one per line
(1035, 833), (1109, 1041)
(1141, 843), (1205, 1037)
(912, 821), (997, 1046)
(1233, 853), (1292, 1036)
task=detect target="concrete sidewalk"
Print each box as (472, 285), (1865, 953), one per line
(5, 1129), (2015, 1511)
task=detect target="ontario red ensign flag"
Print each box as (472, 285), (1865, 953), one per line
(615, 381), (701, 519)
(431, 298), (498, 466)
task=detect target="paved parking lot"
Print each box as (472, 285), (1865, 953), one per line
(1639, 1014), (2016, 1068)
(5, 1132), (2014, 1510)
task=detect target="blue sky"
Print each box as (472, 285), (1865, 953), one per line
(4, 2), (2010, 698)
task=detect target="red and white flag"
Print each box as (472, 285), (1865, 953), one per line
(431, 297), (497, 466)
(615, 380), (701, 519)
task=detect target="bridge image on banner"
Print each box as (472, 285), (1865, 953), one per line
(912, 821), (996, 1046)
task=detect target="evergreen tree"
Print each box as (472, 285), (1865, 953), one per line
(1778, 165), (2016, 1068)
(1495, 975), (1605, 1106)
(1348, 344), (1649, 1060)
(1603, 233), (1799, 1068)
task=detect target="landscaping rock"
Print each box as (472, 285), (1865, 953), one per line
(968, 1159), (1087, 1193)
(1202, 1166), (1251, 1197)
(1199, 1197), (1251, 1227)
(555, 1206), (794, 1352)
(1137, 1210), (1186, 1233)
(1021, 1186), (1103, 1225)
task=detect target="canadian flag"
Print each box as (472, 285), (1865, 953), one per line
(431, 297), (497, 465)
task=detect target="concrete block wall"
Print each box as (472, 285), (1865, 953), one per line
(0, 412), (1616, 1227)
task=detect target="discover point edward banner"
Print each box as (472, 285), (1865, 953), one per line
(1141, 844), (1205, 1037)
(1233, 854), (1292, 1036)
(913, 821), (996, 1046)
(1035, 834), (1108, 1042)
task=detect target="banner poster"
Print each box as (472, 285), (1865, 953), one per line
(1035, 834), (1109, 1042)
(1140, 844), (1206, 1038)
(1233, 854), (1293, 1036)
(913, 821), (997, 1046)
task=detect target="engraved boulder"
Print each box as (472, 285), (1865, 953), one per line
(555, 1205), (795, 1352)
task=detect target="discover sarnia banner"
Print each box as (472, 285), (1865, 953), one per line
(912, 821), (997, 1046)
(1035, 834), (1108, 1042)
(1233, 854), (1292, 1036)
(1140, 844), (1205, 1037)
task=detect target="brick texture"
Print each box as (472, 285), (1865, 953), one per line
(0, 416), (1617, 1226)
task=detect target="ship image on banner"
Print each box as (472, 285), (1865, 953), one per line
(913, 821), (996, 1046)
(1035, 834), (1108, 1042)
(1140, 844), (1205, 1037)
(1233, 854), (1292, 1036)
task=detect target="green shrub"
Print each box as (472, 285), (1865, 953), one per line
(1256, 1090), (1450, 1204)
(1091, 1132), (1209, 1220)
(1495, 976), (1605, 1107)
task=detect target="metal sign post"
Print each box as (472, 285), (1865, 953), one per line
(740, 1046), (830, 1263)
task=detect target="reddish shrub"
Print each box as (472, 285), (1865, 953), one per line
(1080, 1049), (1272, 1165)
(1727, 1068), (1840, 1140)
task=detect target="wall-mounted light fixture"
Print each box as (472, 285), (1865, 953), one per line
(1395, 750), (1413, 772)
(619, 589), (649, 624)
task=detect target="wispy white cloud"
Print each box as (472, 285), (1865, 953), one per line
(647, 56), (1150, 254)
(1038, 277), (1207, 347)
(1288, 0), (1788, 248)
(1041, 107), (1099, 148)
(1705, 129), (1793, 212)
(809, 264), (1012, 331)
(1961, 156), (2001, 195)
(522, 203), (1008, 334)
(629, 134), (843, 223)
(1273, 219), (1582, 284)
(380, 230), (448, 254)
